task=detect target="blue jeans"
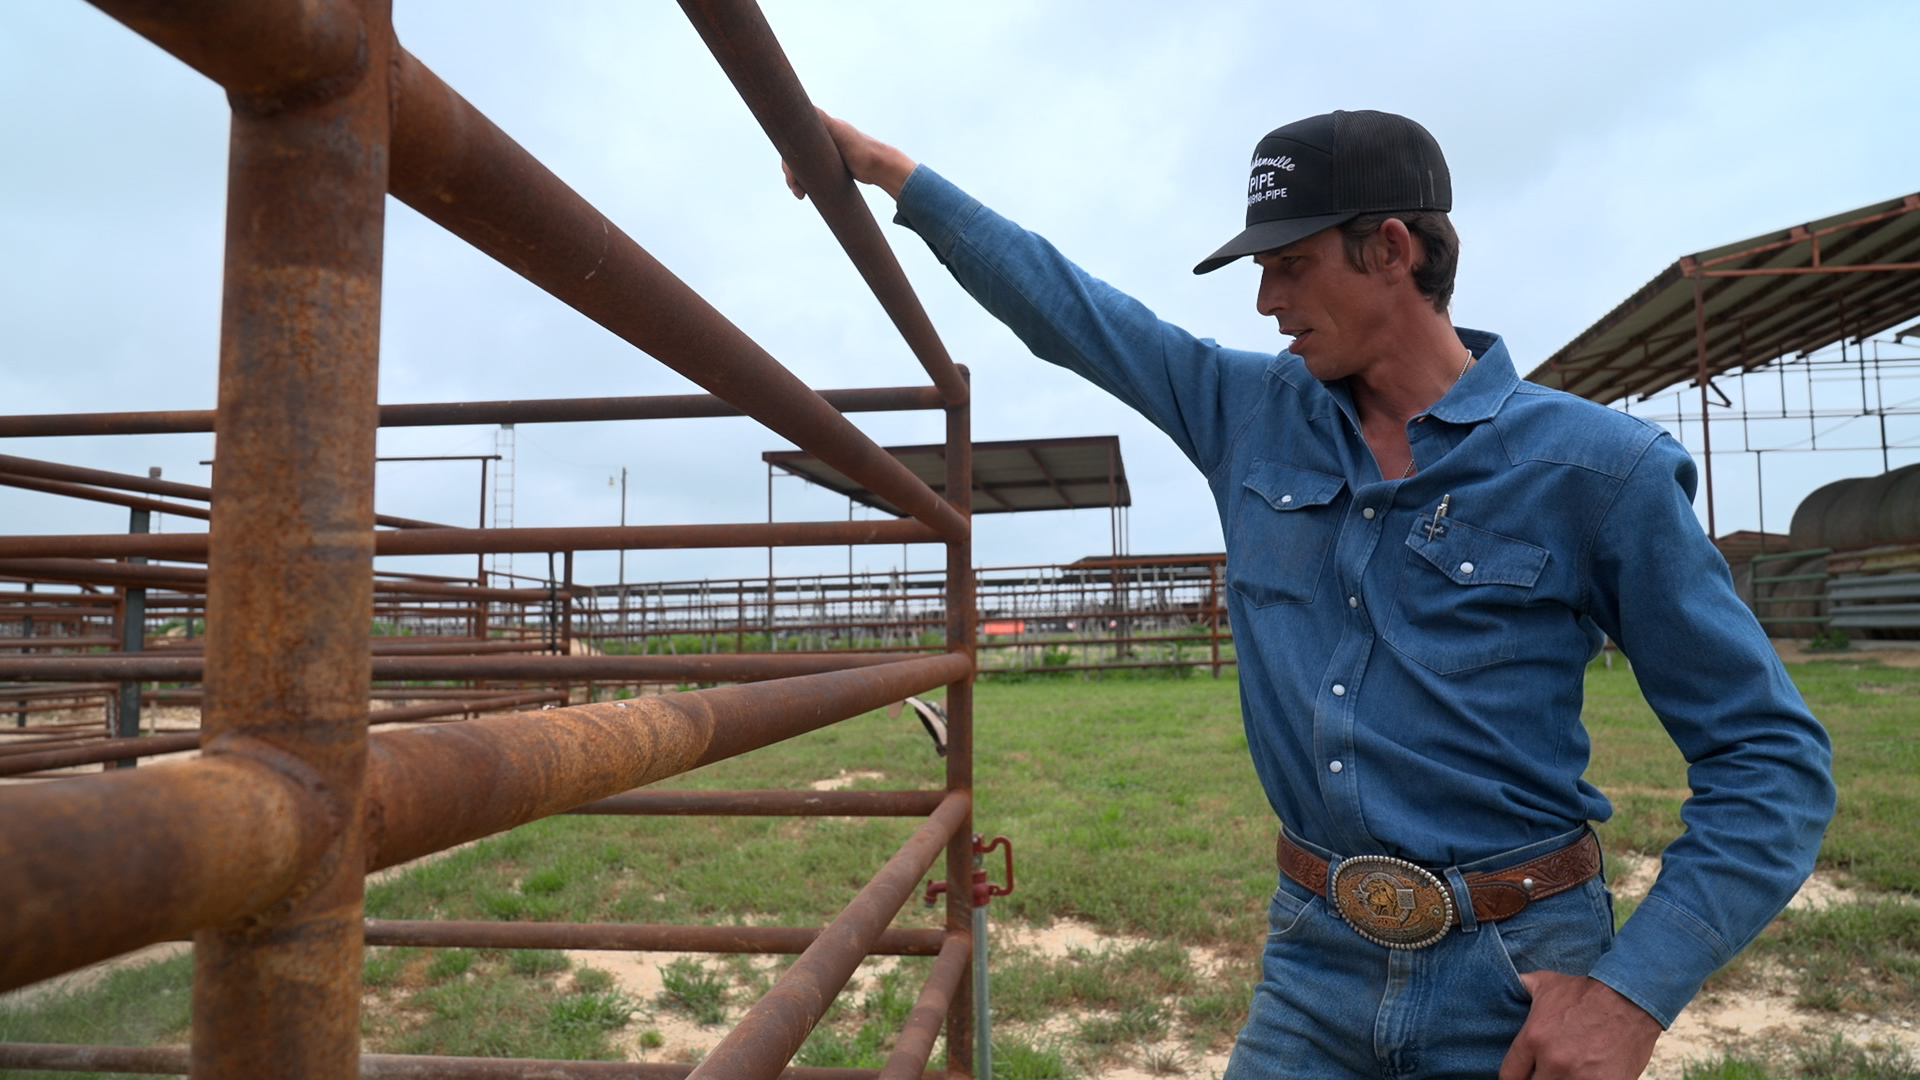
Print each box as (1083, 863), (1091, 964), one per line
(1225, 829), (1615, 1079)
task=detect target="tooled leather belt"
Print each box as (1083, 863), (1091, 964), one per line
(1276, 829), (1603, 950)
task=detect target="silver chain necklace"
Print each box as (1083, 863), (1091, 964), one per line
(1400, 349), (1475, 479)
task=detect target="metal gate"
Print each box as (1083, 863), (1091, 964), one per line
(0, 2), (981, 1077)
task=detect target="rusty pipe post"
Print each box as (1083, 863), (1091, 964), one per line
(1693, 274), (1717, 538)
(113, 507), (150, 768)
(942, 378), (977, 1076)
(688, 792), (971, 1079)
(141, 0), (397, 1072)
(677, 0), (968, 407)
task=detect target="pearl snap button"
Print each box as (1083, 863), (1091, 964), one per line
(1331, 684), (1346, 697)
(1280, 494), (1293, 504)
(1361, 507), (1376, 519)
(1459, 561), (1475, 575)
(1348, 596), (1359, 608)
(1329, 760), (1344, 773)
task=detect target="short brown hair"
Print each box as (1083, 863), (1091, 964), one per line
(1338, 212), (1459, 313)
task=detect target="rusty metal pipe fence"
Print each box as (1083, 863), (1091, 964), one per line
(0, 2), (980, 1077)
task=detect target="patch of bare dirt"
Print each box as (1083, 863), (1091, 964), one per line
(1650, 976), (1920, 1078)
(809, 769), (886, 791)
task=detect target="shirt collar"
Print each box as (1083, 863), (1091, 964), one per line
(1422, 328), (1518, 425)
(1274, 327), (1521, 427)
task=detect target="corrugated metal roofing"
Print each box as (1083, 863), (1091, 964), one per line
(764, 435), (1129, 516)
(1527, 193), (1920, 405)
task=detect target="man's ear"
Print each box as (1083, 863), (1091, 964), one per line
(1376, 218), (1422, 285)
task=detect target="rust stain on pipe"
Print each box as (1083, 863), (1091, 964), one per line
(365, 654), (968, 871)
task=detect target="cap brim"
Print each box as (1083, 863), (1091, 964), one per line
(1191, 211), (1358, 275)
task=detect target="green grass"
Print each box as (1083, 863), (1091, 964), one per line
(0, 951), (193, 1080)
(4, 658), (1915, 1075)
(1582, 657), (1920, 891)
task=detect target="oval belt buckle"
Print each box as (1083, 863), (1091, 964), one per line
(1329, 855), (1455, 950)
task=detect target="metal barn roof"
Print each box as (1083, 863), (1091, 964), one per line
(1527, 193), (1920, 405)
(764, 435), (1129, 516)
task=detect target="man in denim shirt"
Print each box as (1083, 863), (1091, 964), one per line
(784, 110), (1834, 1079)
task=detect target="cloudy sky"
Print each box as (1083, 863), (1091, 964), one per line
(4, 1), (1918, 589)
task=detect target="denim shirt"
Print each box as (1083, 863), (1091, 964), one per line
(895, 166), (1834, 1027)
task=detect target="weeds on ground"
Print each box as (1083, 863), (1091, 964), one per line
(381, 951), (626, 1061)
(1682, 1034), (1919, 1080)
(1751, 899), (1920, 1014)
(656, 957), (729, 1026)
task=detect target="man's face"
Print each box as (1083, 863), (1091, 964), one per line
(1253, 227), (1396, 381)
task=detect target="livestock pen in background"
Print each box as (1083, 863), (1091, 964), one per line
(578, 555), (1235, 679)
(0, 2), (992, 1078)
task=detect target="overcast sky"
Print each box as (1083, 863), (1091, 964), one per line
(4, 1), (1918, 589)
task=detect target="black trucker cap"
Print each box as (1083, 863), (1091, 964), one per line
(1193, 109), (1451, 275)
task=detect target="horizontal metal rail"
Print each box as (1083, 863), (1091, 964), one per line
(0, 520), (939, 561)
(0, 650), (925, 684)
(0, 654), (967, 991)
(566, 788), (948, 817)
(1826, 571), (1920, 601)
(0, 452), (446, 530)
(1749, 547), (1832, 565)
(0, 692), (568, 778)
(0, 558), (556, 601)
(359, 920), (948, 956)
(0, 385), (946, 438)
(0, 472), (212, 521)
(0, 1044), (939, 1079)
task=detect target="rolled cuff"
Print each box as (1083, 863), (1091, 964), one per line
(891, 165), (981, 261)
(1587, 893), (1734, 1028)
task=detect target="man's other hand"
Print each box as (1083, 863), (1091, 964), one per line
(1498, 971), (1662, 1080)
(782, 110), (916, 201)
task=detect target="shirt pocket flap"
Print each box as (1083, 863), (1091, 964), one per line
(1242, 461), (1345, 512)
(1406, 519), (1548, 587)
